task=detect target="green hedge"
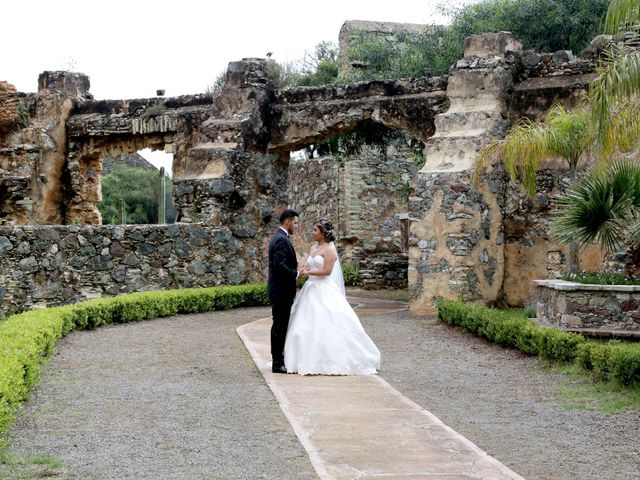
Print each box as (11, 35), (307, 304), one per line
(0, 283), (269, 442)
(437, 300), (640, 386)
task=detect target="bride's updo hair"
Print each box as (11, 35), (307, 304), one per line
(315, 219), (336, 242)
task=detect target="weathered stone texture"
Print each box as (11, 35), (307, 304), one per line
(0, 29), (620, 314)
(502, 167), (604, 306)
(409, 32), (518, 314)
(270, 77), (449, 152)
(0, 90), (31, 147)
(535, 280), (640, 331)
(288, 145), (417, 289)
(0, 224), (266, 315)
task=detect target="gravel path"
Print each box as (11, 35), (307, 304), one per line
(3, 298), (640, 479)
(371, 312), (640, 480)
(3, 307), (316, 480)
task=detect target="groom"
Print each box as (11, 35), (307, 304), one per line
(267, 209), (300, 374)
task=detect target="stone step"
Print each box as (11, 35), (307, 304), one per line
(421, 134), (490, 173)
(434, 109), (499, 133)
(174, 143), (236, 180)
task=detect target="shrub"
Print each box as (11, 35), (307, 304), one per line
(0, 283), (269, 442)
(438, 299), (640, 386)
(564, 271), (640, 286)
(342, 262), (362, 287)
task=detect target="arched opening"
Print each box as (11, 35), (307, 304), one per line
(286, 120), (424, 291)
(98, 149), (176, 225)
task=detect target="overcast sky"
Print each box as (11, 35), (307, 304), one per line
(2, 0), (475, 172)
(2, 0), (480, 99)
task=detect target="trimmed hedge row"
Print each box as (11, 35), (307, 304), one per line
(0, 283), (269, 441)
(437, 300), (640, 386)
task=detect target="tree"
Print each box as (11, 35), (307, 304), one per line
(342, 0), (609, 83)
(551, 160), (640, 278)
(343, 26), (451, 80)
(440, 0), (609, 55)
(206, 42), (340, 93)
(590, 0), (640, 157)
(99, 164), (176, 225)
(475, 104), (592, 195)
(296, 41), (339, 86)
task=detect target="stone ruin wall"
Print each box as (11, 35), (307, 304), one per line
(408, 32), (604, 314)
(0, 29), (612, 315)
(0, 224), (259, 314)
(288, 145), (418, 289)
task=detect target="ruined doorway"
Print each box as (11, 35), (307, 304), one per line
(286, 122), (423, 290)
(98, 150), (176, 225)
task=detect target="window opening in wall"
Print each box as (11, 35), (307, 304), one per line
(98, 149), (176, 225)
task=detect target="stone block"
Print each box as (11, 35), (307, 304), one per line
(560, 314), (582, 326)
(464, 32), (523, 58)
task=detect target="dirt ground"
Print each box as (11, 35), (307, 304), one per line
(2, 291), (639, 479)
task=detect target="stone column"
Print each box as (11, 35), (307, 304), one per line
(27, 71), (92, 224)
(171, 59), (288, 277)
(409, 33), (522, 314)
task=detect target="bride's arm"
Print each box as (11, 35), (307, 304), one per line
(303, 249), (337, 277)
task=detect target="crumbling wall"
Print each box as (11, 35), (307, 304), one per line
(0, 29), (613, 314)
(288, 144), (417, 289)
(0, 224), (261, 315)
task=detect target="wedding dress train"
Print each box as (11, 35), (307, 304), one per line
(284, 252), (381, 375)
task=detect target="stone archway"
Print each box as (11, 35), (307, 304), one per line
(284, 122), (428, 290)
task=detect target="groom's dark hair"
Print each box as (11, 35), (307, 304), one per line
(279, 208), (299, 224)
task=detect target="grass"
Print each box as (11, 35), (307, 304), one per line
(463, 306), (640, 413)
(542, 361), (640, 414)
(0, 449), (64, 479)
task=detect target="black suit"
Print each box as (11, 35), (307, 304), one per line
(267, 227), (298, 366)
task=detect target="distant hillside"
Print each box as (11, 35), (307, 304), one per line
(102, 153), (156, 175)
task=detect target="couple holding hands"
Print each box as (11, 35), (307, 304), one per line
(267, 209), (381, 375)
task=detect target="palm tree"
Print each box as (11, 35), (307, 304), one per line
(474, 104), (591, 195)
(590, 0), (640, 156)
(551, 160), (640, 278)
(473, 104), (592, 271)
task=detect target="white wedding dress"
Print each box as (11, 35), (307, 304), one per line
(284, 247), (381, 375)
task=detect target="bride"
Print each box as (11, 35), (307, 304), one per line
(284, 219), (381, 375)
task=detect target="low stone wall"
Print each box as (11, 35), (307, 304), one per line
(357, 253), (408, 290)
(534, 280), (640, 331)
(0, 224), (267, 315)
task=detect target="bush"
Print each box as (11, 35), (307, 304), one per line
(0, 283), (269, 443)
(577, 342), (640, 385)
(564, 271), (640, 286)
(438, 299), (640, 386)
(342, 262), (362, 287)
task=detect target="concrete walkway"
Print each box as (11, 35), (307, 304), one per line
(237, 297), (525, 480)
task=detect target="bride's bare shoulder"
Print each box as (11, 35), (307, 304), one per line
(322, 244), (337, 260)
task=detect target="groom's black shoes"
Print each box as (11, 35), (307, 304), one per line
(272, 362), (288, 374)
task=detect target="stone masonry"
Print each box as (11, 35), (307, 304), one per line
(0, 224), (258, 315)
(535, 280), (640, 331)
(288, 143), (418, 289)
(0, 28), (612, 314)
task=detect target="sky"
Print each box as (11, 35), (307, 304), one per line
(2, 0), (475, 172)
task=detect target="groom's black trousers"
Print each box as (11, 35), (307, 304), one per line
(270, 295), (294, 365)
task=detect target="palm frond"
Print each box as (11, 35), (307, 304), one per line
(591, 50), (640, 154)
(606, 101), (640, 154)
(605, 0), (640, 36)
(501, 119), (549, 197)
(472, 140), (503, 185)
(552, 159), (640, 253)
(552, 176), (629, 252)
